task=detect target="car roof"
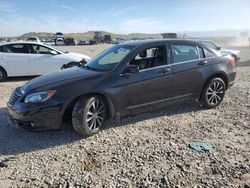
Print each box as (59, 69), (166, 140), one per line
(0, 40), (43, 46)
(122, 39), (202, 46)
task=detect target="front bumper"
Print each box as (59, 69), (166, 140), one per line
(7, 101), (64, 130)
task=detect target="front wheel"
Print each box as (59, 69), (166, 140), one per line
(0, 68), (7, 82)
(199, 78), (226, 108)
(72, 96), (107, 136)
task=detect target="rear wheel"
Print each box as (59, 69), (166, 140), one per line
(0, 68), (7, 82)
(199, 78), (226, 108)
(72, 96), (107, 136)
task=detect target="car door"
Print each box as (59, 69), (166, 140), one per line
(114, 44), (173, 113)
(0, 43), (31, 76)
(170, 42), (211, 100)
(28, 44), (63, 75)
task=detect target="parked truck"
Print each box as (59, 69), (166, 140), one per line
(53, 32), (64, 46)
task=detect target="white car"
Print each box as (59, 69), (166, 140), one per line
(27, 37), (41, 43)
(0, 41), (91, 81)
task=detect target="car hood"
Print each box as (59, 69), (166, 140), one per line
(22, 67), (100, 93)
(61, 52), (91, 61)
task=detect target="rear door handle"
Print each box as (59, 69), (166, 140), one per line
(0, 56), (6, 60)
(159, 68), (171, 74)
(198, 60), (208, 65)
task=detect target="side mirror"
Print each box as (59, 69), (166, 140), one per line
(122, 65), (139, 76)
(216, 47), (221, 50)
(50, 50), (58, 55)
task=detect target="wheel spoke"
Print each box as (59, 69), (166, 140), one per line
(216, 91), (224, 94)
(208, 95), (213, 103)
(216, 82), (220, 90)
(214, 95), (218, 104)
(89, 119), (95, 129)
(87, 111), (94, 116)
(216, 94), (221, 100)
(217, 86), (223, 92)
(97, 104), (104, 111)
(86, 116), (93, 122)
(208, 88), (213, 92)
(213, 82), (216, 90)
(93, 119), (97, 130)
(92, 102), (96, 111)
(96, 117), (101, 127)
(97, 115), (104, 120)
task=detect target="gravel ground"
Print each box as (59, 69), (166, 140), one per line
(0, 45), (249, 188)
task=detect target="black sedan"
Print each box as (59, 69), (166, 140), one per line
(8, 39), (236, 136)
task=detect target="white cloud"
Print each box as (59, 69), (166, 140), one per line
(0, 15), (105, 37)
(101, 6), (136, 17)
(60, 5), (75, 11)
(119, 18), (174, 34)
(0, 2), (14, 13)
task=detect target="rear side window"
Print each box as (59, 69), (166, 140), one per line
(202, 41), (218, 49)
(1, 44), (29, 53)
(204, 48), (215, 58)
(171, 44), (199, 63)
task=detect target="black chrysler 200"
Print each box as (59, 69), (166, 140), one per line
(8, 39), (236, 136)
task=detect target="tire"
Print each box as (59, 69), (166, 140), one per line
(199, 78), (226, 108)
(72, 96), (107, 136)
(0, 67), (7, 82)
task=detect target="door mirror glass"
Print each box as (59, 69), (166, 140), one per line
(122, 65), (139, 75)
(216, 46), (221, 50)
(50, 50), (58, 55)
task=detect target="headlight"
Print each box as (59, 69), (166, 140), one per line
(24, 90), (56, 103)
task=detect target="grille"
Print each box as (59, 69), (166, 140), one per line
(8, 87), (23, 106)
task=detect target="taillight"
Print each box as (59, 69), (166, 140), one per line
(228, 56), (235, 65)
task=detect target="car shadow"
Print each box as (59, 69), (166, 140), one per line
(104, 101), (203, 130)
(0, 102), (203, 156)
(4, 76), (38, 82)
(0, 107), (83, 156)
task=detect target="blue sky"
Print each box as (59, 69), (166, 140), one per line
(0, 0), (249, 36)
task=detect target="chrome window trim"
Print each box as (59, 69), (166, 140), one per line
(172, 57), (216, 65)
(139, 64), (171, 72)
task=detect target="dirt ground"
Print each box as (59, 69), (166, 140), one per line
(0, 44), (249, 188)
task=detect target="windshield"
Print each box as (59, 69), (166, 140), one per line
(83, 45), (135, 71)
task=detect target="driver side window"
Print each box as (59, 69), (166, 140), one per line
(30, 44), (53, 54)
(129, 46), (166, 70)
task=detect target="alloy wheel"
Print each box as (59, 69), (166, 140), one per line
(206, 81), (225, 105)
(86, 99), (105, 130)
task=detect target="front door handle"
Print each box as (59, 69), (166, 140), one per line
(159, 68), (171, 74)
(0, 56), (6, 60)
(198, 60), (208, 65)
